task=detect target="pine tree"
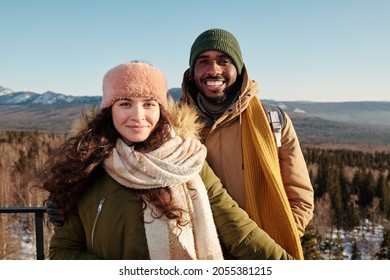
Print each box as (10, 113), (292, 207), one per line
(376, 230), (390, 260)
(301, 223), (323, 260)
(316, 159), (328, 198)
(359, 170), (376, 208)
(376, 173), (390, 219)
(327, 166), (343, 228)
(345, 195), (360, 230)
(350, 239), (362, 260)
(332, 234), (344, 260)
(352, 169), (363, 196)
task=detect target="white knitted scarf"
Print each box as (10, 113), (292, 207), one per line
(103, 136), (223, 260)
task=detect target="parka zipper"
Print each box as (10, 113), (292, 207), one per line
(91, 197), (105, 248)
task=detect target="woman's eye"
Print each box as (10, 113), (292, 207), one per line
(118, 101), (131, 107)
(144, 102), (157, 108)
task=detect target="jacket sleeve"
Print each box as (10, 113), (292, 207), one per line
(279, 113), (314, 236)
(200, 161), (294, 260)
(49, 212), (101, 260)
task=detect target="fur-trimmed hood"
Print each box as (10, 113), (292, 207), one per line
(69, 97), (204, 142)
(165, 97), (204, 141)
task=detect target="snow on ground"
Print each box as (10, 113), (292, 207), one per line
(321, 220), (384, 260)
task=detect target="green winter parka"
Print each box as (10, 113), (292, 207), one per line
(49, 162), (293, 260)
(49, 101), (293, 260)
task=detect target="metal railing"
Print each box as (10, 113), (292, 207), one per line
(0, 207), (47, 260)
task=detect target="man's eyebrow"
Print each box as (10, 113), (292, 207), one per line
(196, 54), (210, 59)
(218, 54), (230, 58)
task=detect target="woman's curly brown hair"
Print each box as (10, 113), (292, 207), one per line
(39, 105), (189, 227)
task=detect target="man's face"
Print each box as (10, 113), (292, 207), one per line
(193, 50), (237, 102)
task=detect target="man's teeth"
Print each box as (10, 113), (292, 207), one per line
(206, 80), (223, 86)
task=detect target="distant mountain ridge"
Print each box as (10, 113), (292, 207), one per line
(260, 99), (390, 129)
(168, 88), (390, 130)
(2, 85), (389, 114)
(1, 85), (390, 148)
(0, 86), (100, 105)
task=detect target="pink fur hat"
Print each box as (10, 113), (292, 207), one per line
(101, 61), (168, 109)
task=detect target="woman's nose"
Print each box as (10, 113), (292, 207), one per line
(130, 106), (145, 120)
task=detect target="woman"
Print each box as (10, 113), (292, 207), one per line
(40, 61), (293, 260)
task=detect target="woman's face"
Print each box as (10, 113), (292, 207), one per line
(111, 96), (161, 143)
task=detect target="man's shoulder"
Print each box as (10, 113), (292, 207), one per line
(260, 101), (287, 148)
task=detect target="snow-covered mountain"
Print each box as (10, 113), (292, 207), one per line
(0, 86), (14, 96)
(0, 86), (101, 105)
(2, 85), (390, 130)
(0, 86), (180, 106)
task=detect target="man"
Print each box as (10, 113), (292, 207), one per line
(179, 28), (314, 259)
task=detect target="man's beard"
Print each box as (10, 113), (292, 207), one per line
(199, 90), (228, 103)
(199, 81), (240, 105)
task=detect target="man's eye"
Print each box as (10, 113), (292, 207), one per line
(198, 59), (209, 66)
(218, 59), (231, 66)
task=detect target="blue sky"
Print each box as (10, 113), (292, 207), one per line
(1, 0), (389, 102)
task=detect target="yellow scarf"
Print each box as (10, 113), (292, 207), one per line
(241, 97), (304, 260)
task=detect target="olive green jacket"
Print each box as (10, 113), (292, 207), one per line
(49, 163), (293, 260)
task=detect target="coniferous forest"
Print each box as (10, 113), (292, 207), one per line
(0, 130), (389, 259)
(303, 148), (390, 259)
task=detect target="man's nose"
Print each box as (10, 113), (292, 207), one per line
(206, 61), (222, 75)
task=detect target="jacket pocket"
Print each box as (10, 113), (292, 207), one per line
(91, 197), (105, 248)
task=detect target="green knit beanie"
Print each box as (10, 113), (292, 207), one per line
(189, 28), (243, 76)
